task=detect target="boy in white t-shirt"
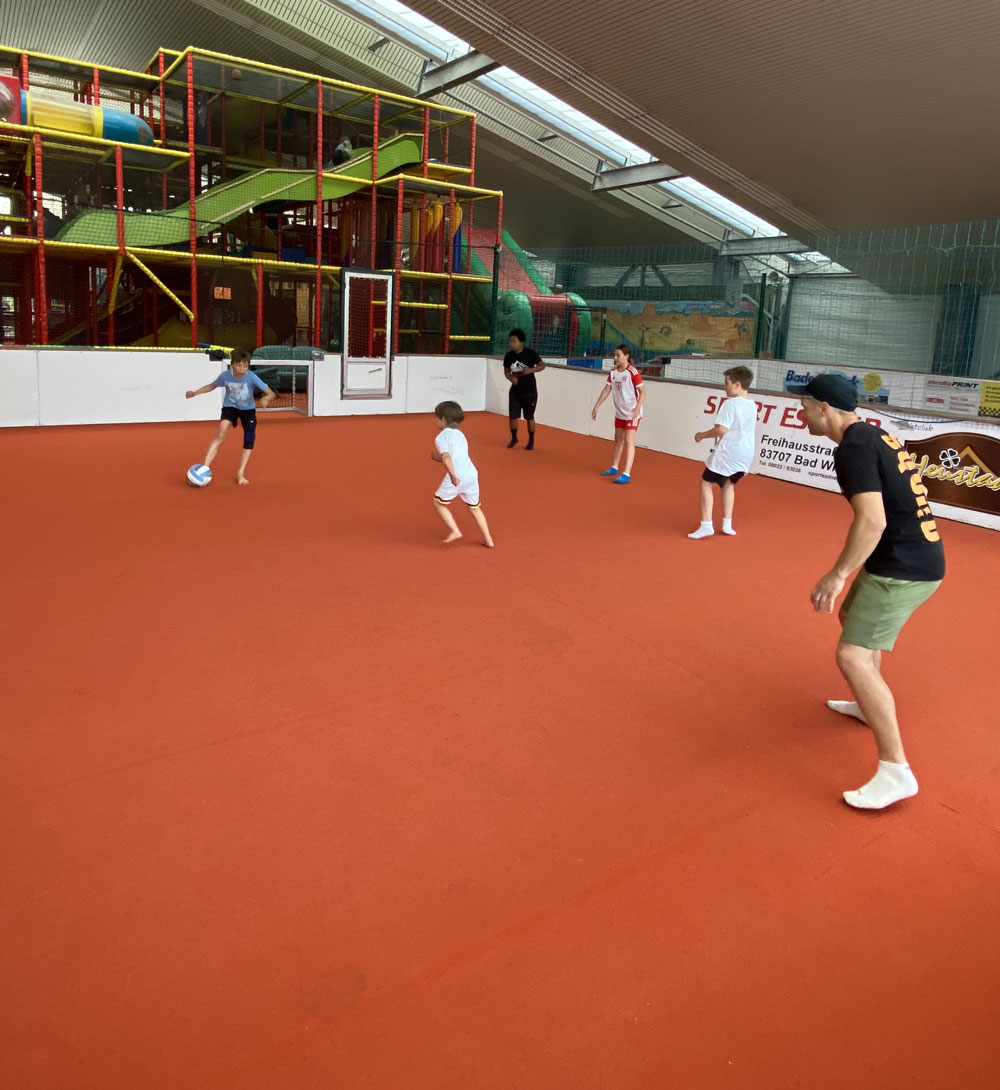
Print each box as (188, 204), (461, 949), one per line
(590, 344), (646, 483)
(688, 365), (757, 539)
(431, 401), (494, 547)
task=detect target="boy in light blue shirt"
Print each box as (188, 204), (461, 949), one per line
(186, 349), (276, 484)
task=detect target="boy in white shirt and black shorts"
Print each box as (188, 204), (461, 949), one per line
(431, 401), (494, 547)
(689, 365), (757, 538)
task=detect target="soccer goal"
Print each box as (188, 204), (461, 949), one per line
(342, 270), (394, 399)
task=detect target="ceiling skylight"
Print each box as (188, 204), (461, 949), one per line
(333, 0), (787, 239)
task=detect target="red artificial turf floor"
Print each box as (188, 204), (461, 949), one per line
(1, 411), (998, 1089)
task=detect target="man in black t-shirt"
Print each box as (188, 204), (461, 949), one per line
(793, 374), (944, 811)
(502, 328), (545, 449)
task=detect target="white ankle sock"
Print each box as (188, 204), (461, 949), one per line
(721, 518), (736, 535)
(843, 761), (918, 810)
(826, 699), (868, 725)
(688, 522), (714, 539)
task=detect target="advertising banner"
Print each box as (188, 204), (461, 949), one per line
(923, 377), (983, 417)
(666, 357), (992, 420)
(979, 381), (1000, 419)
(711, 390), (1000, 529)
(780, 364), (891, 406)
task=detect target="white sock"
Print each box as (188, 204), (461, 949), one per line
(721, 518), (736, 535)
(843, 761), (918, 810)
(688, 521), (714, 539)
(826, 699), (868, 724)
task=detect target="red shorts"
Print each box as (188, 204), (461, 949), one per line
(614, 416), (640, 431)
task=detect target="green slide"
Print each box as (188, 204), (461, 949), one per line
(56, 133), (423, 248)
(461, 227), (591, 354)
(500, 228), (551, 295)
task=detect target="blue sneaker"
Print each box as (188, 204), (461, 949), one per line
(600, 466), (618, 476)
(613, 473), (631, 484)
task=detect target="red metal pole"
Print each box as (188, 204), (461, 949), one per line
(469, 117), (476, 186)
(462, 202), (471, 336)
(85, 267), (94, 342)
(314, 81), (323, 345)
(417, 195), (426, 347)
(158, 51), (166, 147)
(346, 196), (354, 266)
(443, 270), (452, 355)
(21, 53), (29, 89)
(158, 53), (168, 210)
(220, 66), (228, 181)
(115, 145), (125, 254)
(419, 194), (427, 272)
(422, 105), (430, 177)
(257, 262), (265, 347)
(33, 134), (48, 344)
(107, 262), (116, 346)
(370, 95), (379, 268)
(187, 54), (198, 347)
(393, 176), (403, 357)
(444, 187), (456, 354)
(92, 68), (100, 107)
(367, 276), (375, 359)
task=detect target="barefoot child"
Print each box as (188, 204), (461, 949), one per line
(431, 401), (495, 547)
(591, 344), (646, 483)
(689, 365), (756, 538)
(185, 349), (276, 485)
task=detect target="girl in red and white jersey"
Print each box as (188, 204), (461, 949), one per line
(591, 344), (646, 483)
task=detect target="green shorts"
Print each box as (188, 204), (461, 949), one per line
(840, 569), (941, 652)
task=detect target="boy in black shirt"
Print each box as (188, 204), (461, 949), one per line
(502, 328), (545, 449)
(794, 375), (944, 810)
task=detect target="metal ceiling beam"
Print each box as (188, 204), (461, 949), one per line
(417, 51), (498, 97)
(720, 236), (808, 256)
(591, 160), (685, 193)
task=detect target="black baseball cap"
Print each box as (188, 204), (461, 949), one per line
(788, 373), (858, 411)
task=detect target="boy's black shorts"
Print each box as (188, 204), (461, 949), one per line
(702, 467), (745, 486)
(508, 386), (538, 421)
(221, 407), (257, 449)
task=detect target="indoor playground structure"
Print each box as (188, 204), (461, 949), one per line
(0, 45), (591, 356)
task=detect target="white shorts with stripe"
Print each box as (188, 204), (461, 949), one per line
(435, 474), (480, 507)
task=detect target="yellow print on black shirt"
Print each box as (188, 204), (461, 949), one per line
(880, 434), (941, 543)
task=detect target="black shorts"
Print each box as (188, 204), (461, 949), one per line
(221, 407), (257, 449)
(702, 467), (745, 487)
(508, 385), (538, 421)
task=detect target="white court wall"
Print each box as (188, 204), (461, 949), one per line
(3, 350), (221, 427)
(4, 350), (41, 426)
(404, 356), (486, 414)
(1, 351), (488, 427)
(312, 355), (486, 417)
(496, 361), (704, 460)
